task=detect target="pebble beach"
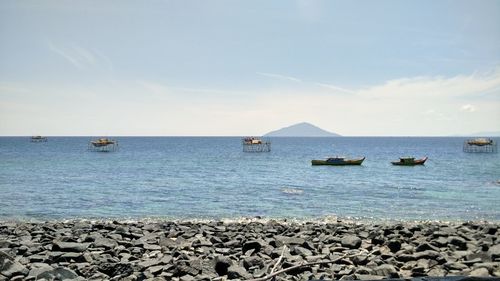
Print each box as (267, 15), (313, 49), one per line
(1, 219), (499, 280)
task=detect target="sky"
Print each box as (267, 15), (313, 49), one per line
(1, 0), (499, 136)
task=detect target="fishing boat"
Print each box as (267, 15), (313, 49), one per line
(91, 138), (116, 147)
(467, 138), (493, 146)
(88, 138), (119, 152)
(311, 157), (365, 166)
(242, 137), (271, 152)
(30, 136), (47, 142)
(391, 157), (427, 166)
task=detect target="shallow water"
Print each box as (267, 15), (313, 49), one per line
(0, 137), (499, 221)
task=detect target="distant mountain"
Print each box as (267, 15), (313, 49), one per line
(264, 122), (341, 137)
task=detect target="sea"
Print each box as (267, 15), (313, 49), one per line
(0, 137), (499, 222)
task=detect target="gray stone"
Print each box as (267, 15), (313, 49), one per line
(427, 267), (446, 276)
(444, 262), (468, 270)
(467, 251), (492, 263)
(180, 275), (195, 281)
(274, 235), (305, 247)
(352, 254), (368, 265)
(28, 263), (54, 277)
(36, 267), (79, 280)
(414, 250), (440, 260)
(341, 235), (362, 249)
(52, 241), (90, 252)
(355, 274), (384, 280)
(227, 265), (252, 279)
(434, 236), (448, 247)
(387, 240), (401, 252)
(98, 262), (134, 277)
(354, 266), (374, 275)
(143, 244), (161, 251)
(242, 240), (264, 254)
(0, 259), (28, 278)
(396, 253), (416, 262)
(489, 244), (500, 260)
(93, 237), (118, 249)
(138, 258), (162, 268)
(214, 256), (233, 276)
(372, 264), (398, 277)
(416, 242), (439, 252)
(473, 262), (498, 272)
(146, 265), (164, 275)
(243, 256), (264, 269)
(0, 251), (28, 278)
(293, 246), (313, 257)
(192, 238), (212, 248)
(469, 267), (490, 276)
(58, 252), (86, 263)
(448, 236), (467, 250)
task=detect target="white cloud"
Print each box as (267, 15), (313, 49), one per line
(461, 104), (476, 112)
(47, 42), (110, 71)
(2, 68), (500, 136)
(0, 82), (30, 94)
(315, 82), (356, 94)
(356, 68), (500, 99)
(256, 72), (302, 83)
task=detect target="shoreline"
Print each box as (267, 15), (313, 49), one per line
(1, 219), (499, 280)
(2, 214), (500, 225)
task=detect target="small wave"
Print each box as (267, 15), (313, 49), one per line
(281, 188), (304, 195)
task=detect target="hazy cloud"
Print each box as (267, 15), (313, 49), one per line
(316, 83), (356, 94)
(257, 72), (302, 83)
(357, 68), (500, 99)
(47, 42), (110, 71)
(461, 104), (476, 112)
(0, 82), (30, 94)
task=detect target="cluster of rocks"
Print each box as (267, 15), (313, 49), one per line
(0, 219), (499, 280)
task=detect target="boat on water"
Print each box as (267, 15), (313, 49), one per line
(88, 138), (119, 152)
(90, 138), (116, 147)
(311, 157), (365, 166)
(467, 138), (493, 146)
(391, 157), (427, 166)
(242, 137), (271, 152)
(30, 136), (47, 142)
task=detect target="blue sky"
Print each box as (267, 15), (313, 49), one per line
(1, 0), (499, 136)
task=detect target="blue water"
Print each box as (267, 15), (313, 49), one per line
(1, 137), (499, 221)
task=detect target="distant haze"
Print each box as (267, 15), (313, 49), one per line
(1, 1), (499, 136)
(265, 122), (340, 137)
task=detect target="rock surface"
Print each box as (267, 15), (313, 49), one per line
(0, 219), (499, 280)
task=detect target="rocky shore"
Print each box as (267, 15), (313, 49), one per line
(1, 219), (499, 280)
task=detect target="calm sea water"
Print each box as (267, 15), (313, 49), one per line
(0, 137), (499, 221)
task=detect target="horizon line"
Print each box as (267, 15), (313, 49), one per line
(1, 135), (498, 138)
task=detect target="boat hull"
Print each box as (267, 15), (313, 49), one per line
(391, 157), (427, 166)
(311, 158), (365, 166)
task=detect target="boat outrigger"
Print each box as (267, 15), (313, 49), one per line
(391, 157), (427, 166)
(311, 157), (365, 166)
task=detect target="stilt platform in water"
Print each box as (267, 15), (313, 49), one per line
(88, 138), (119, 152)
(463, 138), (497, 153)
(242, 137), (271, 152)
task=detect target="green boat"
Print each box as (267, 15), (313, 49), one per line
(311, 157), (365, 166)
(391, 157), (427, 166)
